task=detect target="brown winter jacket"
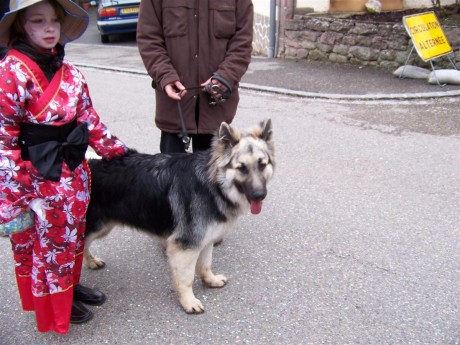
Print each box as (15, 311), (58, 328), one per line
(137, 0), (253, 134)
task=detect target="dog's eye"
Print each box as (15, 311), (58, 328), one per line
(258, 160), (267, 171)
(236, 164), (248, 174)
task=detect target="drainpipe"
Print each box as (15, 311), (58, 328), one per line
(276, 0), (295, 58)
(268, 0), (276, 58)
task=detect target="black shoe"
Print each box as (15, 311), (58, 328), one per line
(70, 300), (93, 324)
(73, 284), (107, 306)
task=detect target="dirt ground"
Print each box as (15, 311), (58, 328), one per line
(347, 4), (460, 25)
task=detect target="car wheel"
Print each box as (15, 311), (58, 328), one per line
(101, 34), (109, 43)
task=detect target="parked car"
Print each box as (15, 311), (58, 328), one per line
(96, 0), (140, 43)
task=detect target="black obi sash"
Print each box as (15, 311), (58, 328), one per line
(19, 118), (89, 181)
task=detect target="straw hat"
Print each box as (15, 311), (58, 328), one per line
(0, 0), (89, 47)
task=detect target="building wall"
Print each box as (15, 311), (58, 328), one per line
(404, 0), (446, 8)
(329, 0), (403, 12)
(296, 0), (329, 12)
(252, 0), (272, 16)
(252, 0), (274, 56)
(253, 10), (270, 56)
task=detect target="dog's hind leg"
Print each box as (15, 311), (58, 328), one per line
(166, 240), (204, 314)
(196, 243), (227, 288)
(83, 223), (115, 270)
(83, 233), (106, 269)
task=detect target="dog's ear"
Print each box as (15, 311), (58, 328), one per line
(259, 118), (273, 142)
(259, 118), (275, 158)
(219, 122), (240, 147)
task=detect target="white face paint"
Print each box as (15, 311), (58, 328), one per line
(23, 1), (61, 50)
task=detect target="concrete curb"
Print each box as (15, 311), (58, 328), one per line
(74, 62), (460, 101)
(239, 83), (460, 100)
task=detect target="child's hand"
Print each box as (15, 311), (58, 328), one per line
(29, 199), (48, 221)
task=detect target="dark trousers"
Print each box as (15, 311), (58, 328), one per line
(160, 131), (213, 153)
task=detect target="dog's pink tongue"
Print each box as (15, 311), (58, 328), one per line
(250, 200), (263, 215)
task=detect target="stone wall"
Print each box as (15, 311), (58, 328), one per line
(282, 14), (460, 69)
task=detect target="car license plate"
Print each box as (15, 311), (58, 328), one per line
(121, 7), (139, 14)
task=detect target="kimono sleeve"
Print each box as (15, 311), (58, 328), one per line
(0, 70), (37, 223)
(75, 72), (128, 160)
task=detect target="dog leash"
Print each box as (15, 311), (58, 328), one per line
(176, 86), (201, 152)
(176, 100), (191, 152)
(176, 80), (231, 152)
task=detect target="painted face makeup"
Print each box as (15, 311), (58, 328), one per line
(23, 1), (61, 50)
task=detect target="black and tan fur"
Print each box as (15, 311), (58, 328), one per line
(84, 119), (275, 313)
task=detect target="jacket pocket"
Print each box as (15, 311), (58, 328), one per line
(162, 0), (195, 37)
(210, 0), (236, 38)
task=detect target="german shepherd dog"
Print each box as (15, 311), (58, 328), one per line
(84, 119), (275, 313)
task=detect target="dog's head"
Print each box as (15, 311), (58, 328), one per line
(210, 118), (275, 214)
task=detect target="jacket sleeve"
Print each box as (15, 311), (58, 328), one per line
(215, 0), (253, 88)
(137, 0), (180, 90)
(75, 69), (128, 160)
(0, 70), (37, 223)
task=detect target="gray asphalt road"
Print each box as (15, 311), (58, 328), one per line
(0, 68), (459, 345)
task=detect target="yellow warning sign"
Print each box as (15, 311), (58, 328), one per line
(403, 12), (452, 61)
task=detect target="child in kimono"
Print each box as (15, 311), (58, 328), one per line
(0, 0), (128, 334)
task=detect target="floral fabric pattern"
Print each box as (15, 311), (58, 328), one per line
(0, 50), (127, 334)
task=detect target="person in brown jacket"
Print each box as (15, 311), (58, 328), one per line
(137, 0), (253, 153)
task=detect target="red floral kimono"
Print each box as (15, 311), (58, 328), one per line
(0, 50), (127, 334)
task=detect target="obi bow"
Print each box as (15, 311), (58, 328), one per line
(27, 124), (89, 181)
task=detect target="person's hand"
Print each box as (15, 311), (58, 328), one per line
(29, 199), (48, 221)
(201, 78), (228, 99)
(164, 81), (186, 100)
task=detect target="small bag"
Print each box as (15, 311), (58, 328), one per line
(0, 210), (35, 236)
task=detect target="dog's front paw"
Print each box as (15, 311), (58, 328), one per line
(204, 274), (228, 288)
(86, 256), (106, 270)
(181, 297), (205, 314)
